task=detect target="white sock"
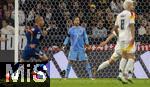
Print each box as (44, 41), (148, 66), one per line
(97, 60), (110, 72)
(128, 63), (134, 79)
(124, 59), (134, 77)
(118, 58), (127, 77)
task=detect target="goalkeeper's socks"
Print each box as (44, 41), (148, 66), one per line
(65, 63), (71, 78)
(118, 58), (127, 77)
(86, 63), (92, 78)
(97, 60), (110, 72)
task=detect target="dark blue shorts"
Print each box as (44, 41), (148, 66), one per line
(22, 45), (44, 60)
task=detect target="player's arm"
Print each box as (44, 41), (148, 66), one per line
(99, 26), (118, 47)
(42, 27), (48, 36)
(63, 36), (70, 46)
(83, 28), (91, 51)
(83, 28), (89, 46)
(129, 12), (135, 45)
(62, 29), (71, 49)
(25, 27), (40, 35)
(62, 36), (69, 50)
(99, 15), (119, 47)
(83, 28), (89, 45)
(25, 27), (37, 48)
(129, 23), (135, 45)
(25, 27), (34, 35)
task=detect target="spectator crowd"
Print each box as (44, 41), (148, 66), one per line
(0, 0), (149, 46)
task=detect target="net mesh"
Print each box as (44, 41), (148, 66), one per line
(6, 0), (148, 78)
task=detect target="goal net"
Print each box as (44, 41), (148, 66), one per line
(0, 0), (149, 79)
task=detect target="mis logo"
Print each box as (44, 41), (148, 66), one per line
(5, 63), (50, 82)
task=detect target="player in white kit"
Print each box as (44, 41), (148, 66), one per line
(97, 0), (136, 84)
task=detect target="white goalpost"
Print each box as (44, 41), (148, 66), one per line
(14, 0), (19, 63)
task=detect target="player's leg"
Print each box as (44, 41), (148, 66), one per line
(97, 59), (114, 72)
(85, 60), (92, 78)
(127, 62), (134, 83)
(118, 53), (128, 78)
(34, 48), (49, 65)
(97, 53), (120, 72)
(11, 46), (31, 73)
(113, 42), (128, 83)
(65, 50), (77, 78)
(118, 53), (135, 84)
(10, 50), (33, 80)
(124, 53), (135, 80)
(97, 43), (121, 72)
(112, 42), (127, 78)
(79, 51), (92, 78)
(37, 48), (49, 61)
(37, 55), (49, 73)
(122, 42), (136, 82)
(20, 47), (49, 79)
(117, 54), (128, 84)
(65, 60), (73, 78)
(38, 53), (49, 69)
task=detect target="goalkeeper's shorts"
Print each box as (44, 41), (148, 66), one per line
(111, 41), (136, 61)
(68, 50), (88, 61)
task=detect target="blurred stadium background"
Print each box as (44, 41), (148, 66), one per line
(0, 0), (149, 86)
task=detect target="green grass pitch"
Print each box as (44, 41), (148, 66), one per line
(50, 78), (150, 87)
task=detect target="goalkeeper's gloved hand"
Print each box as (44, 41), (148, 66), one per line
(85, 44), (92, 53)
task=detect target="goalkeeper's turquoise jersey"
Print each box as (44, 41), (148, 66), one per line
(63, 26), (89, 51)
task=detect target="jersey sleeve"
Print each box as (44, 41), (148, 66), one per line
(129, 12), (135, 24)
(68, 28), (71, 37)
(63, 28), (71, 45)
(83, 28), (89, 45)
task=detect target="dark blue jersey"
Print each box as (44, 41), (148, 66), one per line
(25, 25), (42, 46)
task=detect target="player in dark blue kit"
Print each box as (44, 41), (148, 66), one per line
(22, 16), (48, 62)
(12, 16), (49, 77)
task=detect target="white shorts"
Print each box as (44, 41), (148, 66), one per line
(111, 41), (136, 61)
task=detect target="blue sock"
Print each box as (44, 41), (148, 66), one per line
(65, 63), (72, 78)
(86, 63), (92, 78)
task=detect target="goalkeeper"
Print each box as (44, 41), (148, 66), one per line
(63, 17), (93, 79)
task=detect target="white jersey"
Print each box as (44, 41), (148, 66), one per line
(115, 10), (135, 42)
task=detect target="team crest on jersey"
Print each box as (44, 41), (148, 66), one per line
(78, 29), (83, 35)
